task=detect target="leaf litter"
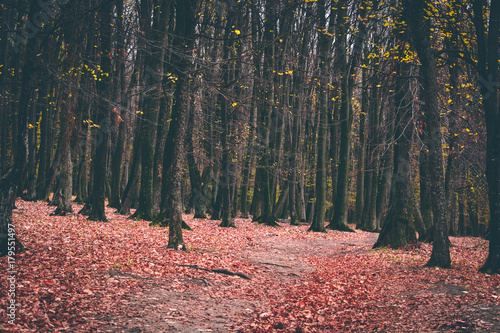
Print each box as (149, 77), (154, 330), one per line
(1, 199), (499, 332)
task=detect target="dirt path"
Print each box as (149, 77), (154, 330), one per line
(98, 226), (378, 332)
(96, 228), (499, 333)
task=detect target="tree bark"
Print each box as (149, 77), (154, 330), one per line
(474, 0), (500, 274)
(86, 0), (114, 222)
(161, 0), (199, 249)
(374, 62), (417, 249)
(354, 62), (368, 227)
(405, 0), (451, 268)
(0, 7), (39, 254)
(309, 0), (330, 233)
(254, 0), (279, 227)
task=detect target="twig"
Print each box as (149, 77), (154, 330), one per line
(178, 264), (251, 280)
(260, 262), (292, 268)
(211, 269), (251, 280)
(186, 274), (212, 286)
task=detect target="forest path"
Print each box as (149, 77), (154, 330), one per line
(10, 200), (499, 332)
(98, 223), (379, 332)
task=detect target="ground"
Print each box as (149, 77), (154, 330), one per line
(1, 200), (499, 332)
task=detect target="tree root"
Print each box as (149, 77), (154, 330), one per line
(177, 264), (251, 280)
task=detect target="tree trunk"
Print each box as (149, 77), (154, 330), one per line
(355, 62), (368, 227)
(132, 0), (168, 221)
(254, 0), (279, 227)
(119, 119), (141, 215)
(86, 0), (114, 222)
(373, 62), (417, 249)
(360, 71), (381, 231)
(0, 9), (38, 254)
(219, 6), (239, 228)
(53, 15), (82, 215)
(108, 0), (128, 210)
(53, 101), (75, 215)
(419, 147), (433, 241)
(405, 0), (451, 268)
(288, 8), (310, 225)
(161, 0), (199, 249)
(309, 0), (330, 233)
(328, 0), (364, 232)
(186, 106), (206, 218)
(473, 0), (500, 274)
(240, 103), (256, 219)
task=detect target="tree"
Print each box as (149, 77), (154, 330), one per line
(0, 1), (42, 255)
(160, 0), (199, 249)
(81, 0), (115, 222)
(373, 61), (418, 249)
(404, 0), (451, 268)
(473, 0), (500, 274)
(328, 0), (365, 232)
(131, 0), (169, 221)
(52, 5), (85, 216)
(108, 0), (131, 210)
(309, 0), (330, 233)
(253, 0), (280, 227)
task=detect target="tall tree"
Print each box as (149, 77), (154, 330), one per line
(288, 4), (311, 226)
(404, 0), (451, 268)
(309, 0), (330, 232)
(0, 1), (42, 255)
(160, 0), (199, 249)
(328, 0), (365, 232)
(131, 0), (167, 221)
(354, 54), (369, 227)
(109, 0), (130, 210)
(83, 0), (114, 222)
(218, 1), (242, 228)
(52, 5), (84, 215)
(373, 61), (417, 249)
(254, 0), (280, 227)
(473, 0), (500, 274)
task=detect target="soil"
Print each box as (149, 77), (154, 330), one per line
(96, 226), (499, 333)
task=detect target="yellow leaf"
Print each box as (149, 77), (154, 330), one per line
(234, 29), (241, 35)
(232, 102), (238, 107)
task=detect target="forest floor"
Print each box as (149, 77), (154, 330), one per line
(1, 199), (500, 332)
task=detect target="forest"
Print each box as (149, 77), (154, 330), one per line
(0, 0), (500, 331)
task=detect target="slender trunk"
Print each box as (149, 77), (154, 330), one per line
(119, 119), (142, 215)
(255, 0), (279, 227)
(328, 0), (364, 232)
(240, 103), (256, 218)
(219, 7), (239, 228)
(109, 0), (128, 209)
(163, 0), (199, 249)
(309, 0), (329, 233)
(355, 63), (368, 226)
